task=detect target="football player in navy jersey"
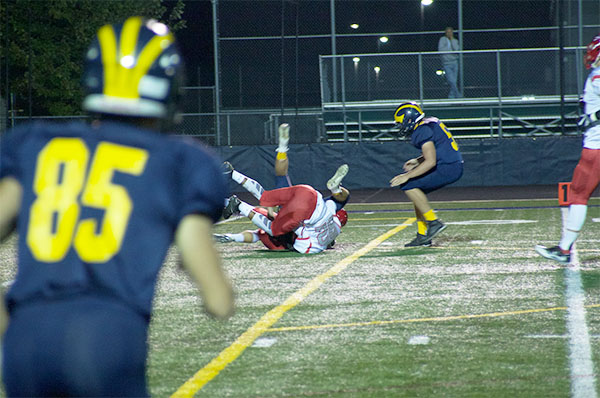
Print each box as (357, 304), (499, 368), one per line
(0, 17), (233, 397)
(390, 102), (464, 247)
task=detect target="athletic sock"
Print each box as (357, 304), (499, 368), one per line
(232, 171), (264, 200)
(249, 212), (273, 235)
(231, 170), (246, 184)
(559, 204), (587, 251)
(423, 209), (437, 222)
(238, 201), (254, 217)
(228, 233), (247, 243)
(417, 221), (427, 235)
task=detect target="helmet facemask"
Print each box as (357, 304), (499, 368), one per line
(393, 103), (425, 139)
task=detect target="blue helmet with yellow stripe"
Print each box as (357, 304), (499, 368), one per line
(393, 102), (425, 138)
(82, 16), (184, 122)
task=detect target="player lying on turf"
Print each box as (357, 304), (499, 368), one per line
(216, 123), (349, 254)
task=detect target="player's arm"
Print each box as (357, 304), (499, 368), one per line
(403, 156), (425, 172)
(0, 177), (22, 242)
(175, 214), (234, 319)
(410, 141), (437, 176)
(391, 142), (436, 187)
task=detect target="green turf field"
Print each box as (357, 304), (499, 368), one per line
(1, 198), (599, 397)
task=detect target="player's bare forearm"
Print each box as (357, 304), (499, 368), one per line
(176, 214), (234, 319)
(0, 177), (22, 242)
(0, 295), (8, 337)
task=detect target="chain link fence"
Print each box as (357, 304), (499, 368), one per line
(5, 0), (600, 145)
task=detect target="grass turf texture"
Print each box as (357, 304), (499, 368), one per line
(0, 198), (599, 397)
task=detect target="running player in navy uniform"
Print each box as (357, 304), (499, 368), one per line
(0, 17), (234, 397)
(390, 102), (464, 247)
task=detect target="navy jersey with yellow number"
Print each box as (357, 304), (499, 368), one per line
(0, 120), (227, 317)
(411, 117), (463, 164)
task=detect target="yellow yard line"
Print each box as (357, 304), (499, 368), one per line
(171, 218), (417, 398)
(267, 304), (600, 333)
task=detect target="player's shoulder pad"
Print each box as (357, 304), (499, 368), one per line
(421, 116), (440, 125)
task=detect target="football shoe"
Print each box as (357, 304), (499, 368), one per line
(405, 233), (432, 247)
(327, 164), (349, 191)
(426, 219), (446, 240)
(222, 195), (241, 219)
(535, 245), (570, 264)
(222, 161), (234, 175)
(213, 234), (234, 243)
(277, 123), (290, 152)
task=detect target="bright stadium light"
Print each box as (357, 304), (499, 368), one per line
(353, 57), (360, 64)
(421, 0), (433, 5)
(436, 69), (445, 76)
(374, 66), (381, 73)
(379, 36), (389, 43)
(350, 23), (359, 30)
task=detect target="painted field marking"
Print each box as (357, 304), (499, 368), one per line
(170, 218), (417, 398)
(266, 304), (600, 333)
(561, 208), (597, 398)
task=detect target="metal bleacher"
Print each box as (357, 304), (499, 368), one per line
(321, 95), (582, 142)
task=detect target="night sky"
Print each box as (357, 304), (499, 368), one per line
(174, 1), (556, 86)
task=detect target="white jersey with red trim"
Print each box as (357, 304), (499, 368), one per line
(582, 66), (600, 149)
(292, 193), (342, 254)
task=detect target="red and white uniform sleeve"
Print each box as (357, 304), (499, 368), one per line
(292, 196), (342, 254)
(582, 66), (600, 149)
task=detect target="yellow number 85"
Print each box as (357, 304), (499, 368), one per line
(27, 138), (148, 263)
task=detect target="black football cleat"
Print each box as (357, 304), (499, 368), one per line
(222, 161), (234, 175)
(405, 233), (432, 247)
(535, 245), (570, 264)
(222, 195), (241, 219)
(426, 219), (447, 240)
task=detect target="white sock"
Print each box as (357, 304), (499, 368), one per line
(227, 233), (247, 243)
(248, 232), (260, 243)
(232, 171), (264, 200)
(277, 137), (289, 153)
(238, 201), (255, 217)
(559, 204), (587, 251)
(231, 170), (246, 184)
(249, 212), (273, 235)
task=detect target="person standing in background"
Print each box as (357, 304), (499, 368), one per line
(438, 26), (462, 98)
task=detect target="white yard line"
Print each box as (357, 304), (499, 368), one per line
(562, 207), (597, 398)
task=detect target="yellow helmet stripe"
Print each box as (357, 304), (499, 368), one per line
(115, 16), (143, 97)
(97, 24), (118, 96)
(399, 104), (422, 113)
(97, 17), (173, 100)
(132, 33), (174, 92)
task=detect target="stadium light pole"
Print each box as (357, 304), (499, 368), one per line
(420, 0), (433, 51)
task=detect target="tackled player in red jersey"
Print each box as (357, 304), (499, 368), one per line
(215, 123), (349, 254)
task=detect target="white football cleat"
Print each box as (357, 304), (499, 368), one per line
(213, 234), (234, 243)
(327, 164), (349, 191)
(277, 123), (290, 152)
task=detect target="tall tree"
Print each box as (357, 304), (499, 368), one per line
(1, 0), (185, 116)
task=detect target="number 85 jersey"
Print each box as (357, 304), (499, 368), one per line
(0, 120), (228, 317)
